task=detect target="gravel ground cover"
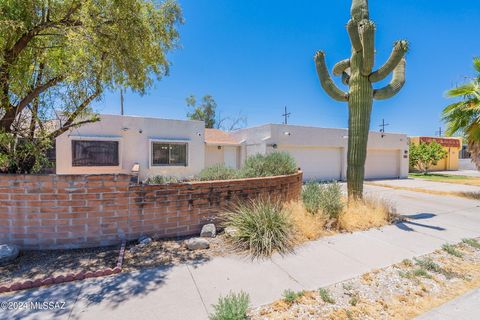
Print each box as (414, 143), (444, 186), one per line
(0, 246), (119, 286)
(250, 238), (480, 319)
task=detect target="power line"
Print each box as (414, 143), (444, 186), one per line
(379, 118), (389, 133)
(435, 127), (443, 137)
(282, 106), (291, 125)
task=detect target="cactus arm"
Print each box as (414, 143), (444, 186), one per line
(333, 59), (351, 76)
(359, 20), (375, 76)
(369, 40), (408, 82)
(314, 51), (349, 102)
(373, 58), (406, 100)
(342, 71), (350, 85)
(351, 0), (369, 21)
(347, 19), (362, 52)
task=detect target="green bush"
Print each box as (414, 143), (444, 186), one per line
(0, 131), (52, 174)
(144, 175), (180, 184)
(222, 199), (294, 258)
(301, 182), (344, 218)
(209, 291), (250, 320)
(240, 152), (297, 178)
(318, 288), (335, 304)
(302, 182), (322, 214)
(197, 164), (239, 181)
(319, 182), (344, 219)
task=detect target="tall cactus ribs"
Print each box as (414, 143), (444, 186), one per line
(314, 0), (408, 199)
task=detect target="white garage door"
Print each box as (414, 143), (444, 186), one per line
(365, 149), (400, 179)
(278, 146), (342, 181)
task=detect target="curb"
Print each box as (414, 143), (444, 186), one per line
(0, 240), (127, 294)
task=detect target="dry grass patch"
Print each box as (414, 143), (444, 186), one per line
(286, 201), (331, 244)
(338, 197), (394, 232)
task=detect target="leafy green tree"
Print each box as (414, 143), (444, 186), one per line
(409, 141), (448, 174)
(186, 94), (217, 128)
(0, 0), (182, 139)
(186, 94), (247, 130)
(442, 57), (480, 170)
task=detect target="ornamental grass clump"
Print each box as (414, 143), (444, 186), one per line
(240, 152), (297, 178)
(209, 291), (250, 320)
(197, 164), (239, 181)
(222, 199), (294, 258)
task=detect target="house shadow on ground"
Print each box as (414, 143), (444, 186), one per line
(395, 213), (446, 232)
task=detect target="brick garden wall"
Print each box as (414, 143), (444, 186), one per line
(0, 172), (302, 250)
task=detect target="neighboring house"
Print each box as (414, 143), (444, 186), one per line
(459, 144), (476, 170)
(409, 136), (462, 171)
(56, 114), (409, 181)
(231, 124), (409, 181)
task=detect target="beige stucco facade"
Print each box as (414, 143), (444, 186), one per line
(231, 124), (409, 181)
(56, 116), (409, 181)
(56, 114), (205, 180)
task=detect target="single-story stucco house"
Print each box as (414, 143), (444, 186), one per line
(55, 114), (409, 181)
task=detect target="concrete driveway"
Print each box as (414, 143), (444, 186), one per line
(429, 170), (480, 178)
(1, 180), (479, 320)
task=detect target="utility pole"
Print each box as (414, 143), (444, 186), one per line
(379, 118), (389, 133)
(282, 106), (291, 125)
(120, 89), (124, 115)
(435, 127), (443, 137)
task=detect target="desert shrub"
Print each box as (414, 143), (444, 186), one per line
(240, 152), (297, 178)
(462, 238), (480, 249)
(197, 164), (239, 181)
(302, 182), (343, 218)
(222, 199), (294, 258)
(144, 175), (180, 184)
(302, 182), (322, 214)
(209, 291), (250, 320)
(318, 182), (343, 219)
(338, 197), (393, 232)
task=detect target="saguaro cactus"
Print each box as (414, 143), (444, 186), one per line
(314, 0), (407, 199)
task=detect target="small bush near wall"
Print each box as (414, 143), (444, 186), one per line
(144, 175), (180, 184)
(198, 152), (298, 182)
(240, 152), (297, 178)
(196, 164), (238, 181)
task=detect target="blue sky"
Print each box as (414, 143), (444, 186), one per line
(95, 0), (479, 136)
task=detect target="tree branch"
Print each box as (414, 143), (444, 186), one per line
(314, 51), (349, 102)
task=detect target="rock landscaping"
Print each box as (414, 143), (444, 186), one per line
(0, 244), (19, 265)
(248, 238), (480, 319)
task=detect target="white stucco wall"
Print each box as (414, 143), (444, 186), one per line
(231, 124), (408, 180)
(55, 114), (205, 180)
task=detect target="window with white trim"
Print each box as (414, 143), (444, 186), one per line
(72, 140), (119, 167)
(151, 142), (188, 166)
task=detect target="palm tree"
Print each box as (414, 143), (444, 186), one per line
(442, 57), (480, 170)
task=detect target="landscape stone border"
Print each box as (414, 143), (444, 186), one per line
(0, 240), (126, 294)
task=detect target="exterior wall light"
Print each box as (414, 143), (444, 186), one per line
(217, 145), (222, 150)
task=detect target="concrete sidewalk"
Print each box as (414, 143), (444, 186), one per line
(1, 183), (480, 320)
(416, 287), (480, 319)
(369, 177), (480, 193)
(429, 170), (480, 178)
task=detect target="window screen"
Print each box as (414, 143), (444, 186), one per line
(151, 142), (187, 166)
(72, 140), (119, 166)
